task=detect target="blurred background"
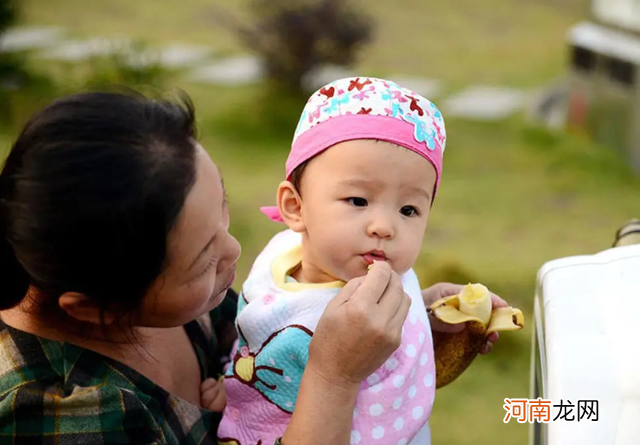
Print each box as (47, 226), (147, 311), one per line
(1, 0), (638, 443)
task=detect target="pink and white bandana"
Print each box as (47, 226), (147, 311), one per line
(260, 76), (447, 222)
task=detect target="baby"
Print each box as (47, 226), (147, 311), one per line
(211, 76), (447, 445)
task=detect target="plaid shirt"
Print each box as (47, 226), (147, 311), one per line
(0, 290), (243, 445)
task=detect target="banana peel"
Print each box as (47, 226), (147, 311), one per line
(427, 283), (524, 389)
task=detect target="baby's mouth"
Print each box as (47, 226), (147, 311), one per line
(362, 250), (387, 265)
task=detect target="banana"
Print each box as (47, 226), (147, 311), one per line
(427, 283), (524, 389)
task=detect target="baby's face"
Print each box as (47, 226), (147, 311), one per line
(296, 139), (437, 282)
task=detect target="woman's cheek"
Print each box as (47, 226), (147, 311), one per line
(182, 284), (212, 317)
(185, 275), (215, 303)
(199, 273), (217, 297)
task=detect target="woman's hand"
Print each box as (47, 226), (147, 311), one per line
(281, 261), (410, 445)
(308, 260), (412, 388)
(422, 282), (508, 354)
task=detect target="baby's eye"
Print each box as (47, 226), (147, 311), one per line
(347, 197), (368, 207)
(400, 206), (419, 217)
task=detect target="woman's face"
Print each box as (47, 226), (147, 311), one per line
(138, 143), (241, 327)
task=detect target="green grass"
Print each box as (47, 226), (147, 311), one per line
(20, 0), (589, 87)
(6, 0), (631, 444)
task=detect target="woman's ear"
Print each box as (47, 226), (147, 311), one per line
(276, 181), (306, 232)
(58, 292), (116, 325)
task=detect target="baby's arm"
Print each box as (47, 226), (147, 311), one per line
(201, 376), (227, 412)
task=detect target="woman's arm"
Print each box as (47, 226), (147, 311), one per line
(280, 261), (411, 445)
(278, 367), (359, 445)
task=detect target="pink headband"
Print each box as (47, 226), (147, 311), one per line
(260, 76), (447, 222)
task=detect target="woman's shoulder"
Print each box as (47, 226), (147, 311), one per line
(0, 376), (166, 444)
(0, 322), (168, 443)
(0, 319), (223, 445)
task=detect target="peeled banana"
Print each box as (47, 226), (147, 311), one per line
(427, 283), (524, 389)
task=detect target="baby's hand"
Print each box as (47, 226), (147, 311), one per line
(422, 282), (508, 354)
(201, 376), (227, 412)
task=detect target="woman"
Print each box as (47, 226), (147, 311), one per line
(0, 90), (504, 444)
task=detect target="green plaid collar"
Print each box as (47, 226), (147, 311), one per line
(0, 293), (241, 445)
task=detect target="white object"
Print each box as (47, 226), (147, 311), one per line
(568, 21), (640, 65)
(0, 26), (65, 53)
(387, 76), (442, 99)
(126, 43), (214, 69)
(187, 56), (263, 85)
(36, 37), (129, 61)
(530, 243), (640, 445)
(441, 86), (529, 121)
(301, 65), (355, 92)
(592, 0), (640, 33)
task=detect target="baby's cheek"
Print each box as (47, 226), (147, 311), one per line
(326, 251), (356, 281)
(396, 244), (421, 274)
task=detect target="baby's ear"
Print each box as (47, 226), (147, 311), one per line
(276, 181), (305, 232)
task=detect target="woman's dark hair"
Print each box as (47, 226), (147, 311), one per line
(0, 89), (198, 318)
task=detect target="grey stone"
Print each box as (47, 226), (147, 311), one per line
(441, 86), (529, 120)
(187, 56), (263, 85)
(301, 65), (355, 91)
(36, 37), (129, 62)
(127, 43), (214, 69)
(526, 82), (570, 129)
(0, 26), (66, 53)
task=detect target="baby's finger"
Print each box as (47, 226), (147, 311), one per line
(208, 388), (228, 412)
(201, 384), (223, 407)
(200, 377), (219, 392)
(487, 332), (499, 343)
(490, 293), (508, 309)
(479, 341), (493, 355)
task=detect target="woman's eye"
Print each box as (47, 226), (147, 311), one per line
(198, 257), (216, 277)
(347, 197), (368, 207)
(400, 206), (418, 217)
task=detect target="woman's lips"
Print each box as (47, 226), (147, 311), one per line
(223, 270), (236, 292)
(214, 269), (236, 299)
